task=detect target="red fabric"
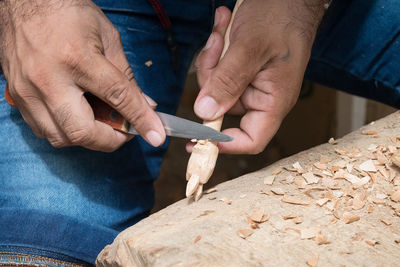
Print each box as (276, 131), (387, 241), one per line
(147, 0), (171, 30)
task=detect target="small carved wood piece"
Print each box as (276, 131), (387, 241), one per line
(185, 0), (244, 201)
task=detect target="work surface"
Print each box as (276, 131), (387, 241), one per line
(97, 112), (400, 267)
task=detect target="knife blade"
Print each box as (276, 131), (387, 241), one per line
(127, 112), (233, 142)
(84, 93), (233, 142)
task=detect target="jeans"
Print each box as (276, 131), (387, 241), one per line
(0, 0), (399, 265)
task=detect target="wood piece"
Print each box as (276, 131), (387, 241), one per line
(97, 113), (400, 267)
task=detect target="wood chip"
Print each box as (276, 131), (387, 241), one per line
(260, 214), (270, 223)
(391, 191), (400, 202)
(144, 60), (153, 67)
(342, 212), (360, 224)
(395, 238), (400, 244)
(271, 187), (285, 195)
(219, 198), (232, 205)
(365, 240), (378, 246)
(293, 162), (305, 173)
(359, 160), (377, 172)
(249, 209), (264, 223)
(320, 155), (331, 164)
(306, 254), (319, 267)
(302, 172), (319, 184)
(208, 196), (217, 200)
(294, 216), (303, 224)
(237, 229), (254, 239)
(283, 214), (297, 220)
(194, 235), (201, 243)
(239, 194), (247, 199)
(260, 188), (269, 195)
(272, 168), (282, 175)
(314, 162), (327, 170)
(335, 148), (347, 155)
(294, 177), (307, 189)
(301, 228), (318, 239)
(328, 137), (335, 144)
(316, 232), (330, 245)
(362, 130), (378, 135)
(204, 187), (217, 194)
(263, 175), (275, 185)
(368, 205), (374, 213)
(316, 198), (329, 207)
(352, 197), (365, 210)
(282, 196), (311, 206)
(376, 151), (388, 164)
(380, 218), (392, 226)
(392, 151), (400, 168)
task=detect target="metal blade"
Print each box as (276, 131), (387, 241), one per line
(127, 112), (233, 142)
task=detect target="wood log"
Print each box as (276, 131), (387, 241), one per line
(97, 112), (400, 267)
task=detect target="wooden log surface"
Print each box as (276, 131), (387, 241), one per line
(97, 112), (400, 267)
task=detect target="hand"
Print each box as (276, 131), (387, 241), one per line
(0, 0), (165, 152)
(192, 1), (325, 154)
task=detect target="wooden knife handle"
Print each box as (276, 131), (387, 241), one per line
(4, 84), (131, 134)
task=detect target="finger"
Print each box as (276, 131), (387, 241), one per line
(47, 85), (130, 152)
(71, 54), (165, 147)
(217, 110), (281, 154)
(185, 141), (196, 153)
(196, 7), (232, 86)
(8, 83), (70, 145)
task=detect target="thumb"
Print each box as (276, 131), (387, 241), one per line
(194, 38), (264, 120)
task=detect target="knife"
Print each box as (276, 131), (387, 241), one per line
(4, 85), (233, 142)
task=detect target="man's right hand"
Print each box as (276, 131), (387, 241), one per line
(0, 0), (165, 152)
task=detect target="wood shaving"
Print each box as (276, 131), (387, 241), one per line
(283, 214), (297, 220)
(272, 168), (282, 175)
(293, 162), (305, 173)
(282, 196), (311, 206)
(359, 160), (377, 172)
(285, 175), (295, 184)
(237, 229), (254, 239)
(198, 210), (215, 217)
(328, 137), (336, 144)
(219, 198), (232, 205)
(395, 238), (400, 244)
(380, 218), (392, 226)
(239, 194), (247, 199)
(260, 214), (270, 223)
(208, 196), (217, 200)
(204, 188), (217, 194)
(263, 175), (275, 185)
(249, 209), (264, 223)
(391, 191), (400, 202)
(362, 130), (378, 135)
(368, 205), (374, 213)
(294, 216), (303, 224)
(320, 155), (331, 164)
(342, 212), (360, 224)
(316, 232), (330, 245)
(144, 60), (153, 67)
(335, 149), (347, 155)
(271, 187), (285, 195)
(316, 198), (330, 207)
(314, 162), (327, 170)
(376, 151), (388, 164)
(306, 254), (319, 267)
(294, 177), (307, 189)
(393, 151), (400, 168)
(250, 222), (259, 229)
(301, 228), (318, 239)
(194, 235), (201, 243)
(260, 188), (269, 195)
(365, 240), (378, 246)
(194, 184), (203, 202)
(302, 172), (319, 184)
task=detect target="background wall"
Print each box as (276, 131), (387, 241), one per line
(152, 72), (396, 212)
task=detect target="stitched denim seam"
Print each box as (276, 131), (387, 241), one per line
(0, 251), (90, 267)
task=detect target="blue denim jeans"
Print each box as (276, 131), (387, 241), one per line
(0, 0), (399, 265)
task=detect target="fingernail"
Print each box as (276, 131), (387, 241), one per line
(195, 96), (219, 119)
(146, 130), (163, 147)
(204, 33), (215, 50)
(214, 9), (221, 27)
(142, 93), (158, 108)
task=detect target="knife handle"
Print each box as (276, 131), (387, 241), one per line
(4, 84), (132, 134)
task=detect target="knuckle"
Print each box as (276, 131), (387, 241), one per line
(48, 136), (68, 148)
(59, 42), (84, 69)
(212, 71), (241, 99)
(65, 127), (92, 146)
(248, 142), (265, 155)
(104, 82), (130, 108)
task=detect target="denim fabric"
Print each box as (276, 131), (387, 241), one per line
(306, 0), (400, 107)
(0, 0), (215, 264)
(1, 0), (400, 265)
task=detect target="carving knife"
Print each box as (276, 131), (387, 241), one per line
(4, 85), (233, 142)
